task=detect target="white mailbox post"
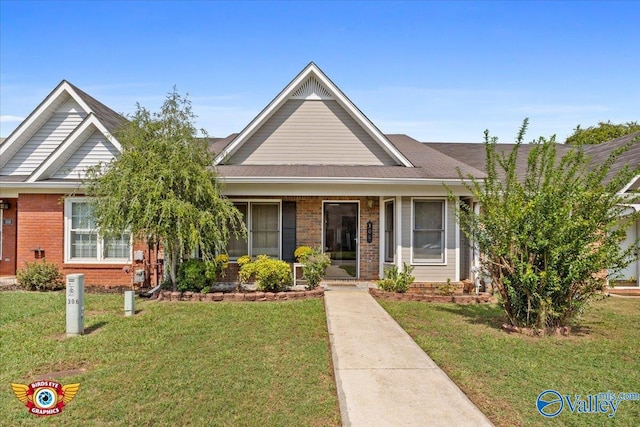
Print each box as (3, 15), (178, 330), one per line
(66, 274), (85, 337)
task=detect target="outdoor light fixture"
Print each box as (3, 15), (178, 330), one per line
(0, 201), (9, 210)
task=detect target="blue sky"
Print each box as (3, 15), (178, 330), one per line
(1, 1), (638, 142)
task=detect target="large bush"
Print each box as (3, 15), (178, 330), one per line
(177, 259), (209, 292)
(238, 255), (292, 292)
(17, 259), (65, 291)
(454, 120), (640, 328)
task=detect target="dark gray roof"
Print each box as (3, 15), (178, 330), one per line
(430, 133), (639, 190)
(66, 81), (127, 133)
(581, 131), (640, 183)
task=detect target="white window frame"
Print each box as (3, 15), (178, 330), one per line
(228, 200), (282, 260)
(411, 198), (447, 265)
(64, 197), (131, 264)
(383, 199), (395, 263)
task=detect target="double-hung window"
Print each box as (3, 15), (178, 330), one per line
(412, 199), (446, 264)
(65, 198), (131, 263)
(227, 201), (281, 259)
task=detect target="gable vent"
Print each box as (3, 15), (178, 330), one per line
(291, 76), (333, 100)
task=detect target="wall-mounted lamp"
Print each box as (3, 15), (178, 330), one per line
(0, 201), (10, 210)
(367, 198), (375, 209)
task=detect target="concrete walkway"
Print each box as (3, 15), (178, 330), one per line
(324, 285), (494, 427)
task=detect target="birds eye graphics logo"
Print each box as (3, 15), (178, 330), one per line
(11, 381), (80, 416)
(537, 389), (564, 418)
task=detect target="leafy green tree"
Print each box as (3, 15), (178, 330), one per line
(453, 119), (639, 329)
(565, 120), (640, 145)
(85, 89), (245, 290)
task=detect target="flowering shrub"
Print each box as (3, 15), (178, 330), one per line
(238, 255), (292, 292)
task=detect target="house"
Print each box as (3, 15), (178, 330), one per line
(1, 63), (638, 289)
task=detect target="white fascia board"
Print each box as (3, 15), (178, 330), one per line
(27, 114), (118, 182)
(0, 81), (95, 170)
(220, 176), (466, 186)
(0, 181), (84, 195)
(214, 63), (414, 168)
(620, 175), (639, 194)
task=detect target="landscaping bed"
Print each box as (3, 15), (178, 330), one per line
(370, 288), (492, 304)
(157, 287), (325, 302)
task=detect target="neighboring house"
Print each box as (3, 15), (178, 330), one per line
(0, 63), (638, 288)
(0, 81), (128, 285)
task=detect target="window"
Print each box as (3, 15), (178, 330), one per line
(412, 199), (446, 264)
(384, 200), (395, 262)
(65, 199), (131, 263)
(227, 201), (280, 259)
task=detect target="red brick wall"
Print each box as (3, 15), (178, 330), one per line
(16, 194), (132, 287)
(291, 196), (380, 280)
(0, 198), (18, 276)
(225, 196), (381, 280)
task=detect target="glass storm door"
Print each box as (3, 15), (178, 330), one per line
(323, 202), (358, 278)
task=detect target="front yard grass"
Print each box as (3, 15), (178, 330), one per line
(0, 292), (340, 426)
(378, 296), (640, 427)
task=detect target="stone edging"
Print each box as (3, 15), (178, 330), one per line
(369, 288), (492, 304)
(157, 287), (324, 302)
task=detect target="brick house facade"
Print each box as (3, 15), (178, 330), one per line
(1, 63), (638, 288)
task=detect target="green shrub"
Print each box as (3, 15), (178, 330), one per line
(299, 247), (330, 289)
(437, 278), (457, 296)
(294, 246), (313, 261)
(377, 263), (414, 293)
(238, 255), (292, 292)
(17, 259), (65, 291)
(177, 259), (210, 292)
(236, 255), (252, 267)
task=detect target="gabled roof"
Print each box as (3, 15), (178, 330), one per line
(27, 114), (120, 182)
(0, 80), (125, 183)
(213, 62), (414, 168)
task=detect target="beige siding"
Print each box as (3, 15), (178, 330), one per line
(0, 100), (86, 175)
(52, 130), (119, 179)
(401, 196), (457, 282)
(229, 99), (397, 165)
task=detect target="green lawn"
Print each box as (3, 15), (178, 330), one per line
(0, 292), (340, 426)
(378, 296), (640, 427)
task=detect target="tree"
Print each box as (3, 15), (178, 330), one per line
(453, 119), (639, 329)
(565, 120), (640, 145)
(84, 89), (245, 290)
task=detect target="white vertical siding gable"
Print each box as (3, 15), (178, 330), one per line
(52, 130), (119, 179)
(0, 100), (87, 176)
(228, 99), (397, 165)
